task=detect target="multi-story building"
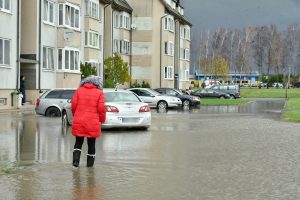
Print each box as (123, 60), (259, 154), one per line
(0, 0), (19, 109)
(127, 0), (191, 89)
(104, 0), (132, 86)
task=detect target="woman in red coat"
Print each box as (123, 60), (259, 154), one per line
(71, 76), (106, 167)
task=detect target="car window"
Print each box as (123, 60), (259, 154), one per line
(155, 88), (165, 94)
(210, 85), (218, 90)
(60, 90), (75, 99)
(228, 85), (236, 90)
(130, 89), (140, 96)
(166, 89), (177, 96)
(220, 85), (227, 90)
(147, 89), (161, 95)
(105, 92), (141, 102)
(45, 90), (63, 98)
(139, 90), (152, 97)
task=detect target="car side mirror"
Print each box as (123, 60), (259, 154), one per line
(67, 99), (72, 103)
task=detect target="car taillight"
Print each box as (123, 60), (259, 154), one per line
(36, 98), (40, 106)
(106, 105), (119, 113)
(139, 105), (150, 112)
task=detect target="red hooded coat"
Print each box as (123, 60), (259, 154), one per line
(71, 83), (106, 138)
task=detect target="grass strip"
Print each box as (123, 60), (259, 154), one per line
(241, 88), (300, 98)
(282, 98), (300, 122)
(201, 99), (251, 106)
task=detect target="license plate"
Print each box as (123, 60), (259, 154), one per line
(122, 118), (139, 123)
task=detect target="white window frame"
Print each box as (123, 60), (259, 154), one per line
(57, 47), (80, 72)
(0, 38), (10, 66)
(164, 16), (174, 32)
(120, 39), (130, 54)
(0, 0), (11, 13)
(164, 41), (174, 56)
(85, 0), (100, 20)
(184, 49), (190, 60)
(58, 3), (80, 31)
(113, 39), (119, 53)
(43, 0), (55, 25)
(164, 66), (174, 80)
(119, 12), (130, 29)
(85, 31), (101, 49)
(185, 69), (189, 81)
(42, 46), (55, 70)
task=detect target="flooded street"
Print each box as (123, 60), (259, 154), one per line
(1, 99), (300, 200)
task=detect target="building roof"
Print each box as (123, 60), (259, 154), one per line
(160, 0), (192, 26)
(112, 0), (133, 13)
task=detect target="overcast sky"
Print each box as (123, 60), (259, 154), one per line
(181, 0), (300, 69)
(182, 0), (300, 36)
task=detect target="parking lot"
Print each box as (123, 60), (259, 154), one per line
(1, 99), (300, 200)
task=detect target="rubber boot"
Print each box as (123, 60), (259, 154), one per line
(72, 149), (81, 167)
(87, 154), (95, 167)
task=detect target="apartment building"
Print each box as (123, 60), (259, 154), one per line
(127, 0), (191, 89)
(0, 0), (19, 109)
(103, 0), (132, 87)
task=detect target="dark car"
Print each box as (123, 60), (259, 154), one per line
(191, 89), (231, 99)
(210, 84), (240, 99)
(154, 88), (201, 107)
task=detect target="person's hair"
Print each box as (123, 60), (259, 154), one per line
(80, 75), (103, 89)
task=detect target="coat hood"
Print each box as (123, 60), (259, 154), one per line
(80, 76), (103, 89)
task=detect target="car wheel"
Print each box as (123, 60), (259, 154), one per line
(46, 107), (61, 117)
(219, 96), (225, 99)
(62, 111), (70, 126)
(182, 100), (190, 106)
(157, 101), (167, 109)
(229, 95), (235, 99)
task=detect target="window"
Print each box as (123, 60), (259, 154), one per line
(120, 40), (130, 54)
(185, 69), (189, 81)
(0, 38), (10, 65)
(43, 46), (54, 70)
(185, 49), (190, 60)
(164, 66), (174, 79)
(85, 31), (101, 49)
(113, 39), (119, 53)
(0, 0), (11, 12)
(114, 12), (130, 29)
(57, 48), (80, 71)
(164, 41), (174, 56)
(43, 0), (54, 24)
(58, 3), (80, 30)
(85, 0), (100, 20)
(164, 16), (174, 32)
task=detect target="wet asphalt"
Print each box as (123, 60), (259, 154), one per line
(1, 99), (300, 200)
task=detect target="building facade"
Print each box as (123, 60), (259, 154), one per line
(0, 0), (191, 110)
(127, 0), (191, 90)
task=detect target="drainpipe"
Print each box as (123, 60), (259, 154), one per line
(103, 3), (110, 82)
(160, 14), (168, 88)
(38, 0), (42, 93)
(16, 0), (20, 91)
(129, 12), (132, 87)
(174, 19), (179, 89)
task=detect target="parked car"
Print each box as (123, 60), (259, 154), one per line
(35, 88), (76, 117)
(153, 88), (201, 107)
(210, 84), (240, 98)
(128, 88), (182, 109)
(191, 89), (230, 99)
(272, 82), (284, 88)
(293, 82), (300, 88)
(62, 89), (151, 130)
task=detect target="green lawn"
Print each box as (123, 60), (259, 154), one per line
(241, 88), (300, 98)
(201, 99), (251, 106)
(282, 98), (300, 122)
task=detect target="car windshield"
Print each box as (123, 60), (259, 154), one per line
(105, 92), (141, 102)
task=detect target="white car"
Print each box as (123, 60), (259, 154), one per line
(62, 89), (151, 130)
(128, 88), (182, 109)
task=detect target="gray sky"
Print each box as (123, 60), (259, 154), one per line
(181, 0), (300, 69)
(182, 0), (300, 35)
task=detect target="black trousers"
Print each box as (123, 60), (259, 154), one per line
(74, 137), (96, 155)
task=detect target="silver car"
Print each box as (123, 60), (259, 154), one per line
(62, 89), (151, 130)
(35, 88), (76, 117)
(128, 88), (182, 109)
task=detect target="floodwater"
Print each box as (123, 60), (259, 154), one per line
(1, 99), (300, 200)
